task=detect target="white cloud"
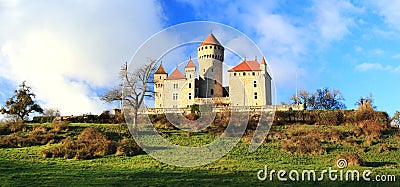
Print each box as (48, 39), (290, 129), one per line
(372, 48), (384, 55)
(356, 62), (400, 73)
(311, 0), (364, 44)
(176, 0), (362, 89)
(372, 1), (400, 30)
(355, 46), (363, 52)
(392, 54), (400, 59)
(0, 0), (164, 115)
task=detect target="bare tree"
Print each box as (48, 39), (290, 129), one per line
(355, 93), (376, 111)
(288, 88), (345, 110)
(100, 83), (123, 109)
(102, 60), (157, 125)
(44, 108), (61, 117)
(289, 90), (309, 110)
(391, 111), (400, 128)
(313, 88), (346, 110)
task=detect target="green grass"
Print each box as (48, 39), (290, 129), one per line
(0, 123), (399, 186)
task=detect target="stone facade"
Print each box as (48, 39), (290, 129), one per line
(153, 33), (272, 109)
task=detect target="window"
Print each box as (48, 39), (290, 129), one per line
(173, 105), (178, 108)
(173, 93), (178, 100)
(160, 104), (162, 107)
(203, 69), (205, 72)
(234, 73), (236, 76)
(254, 92), (258, 100)
(252, 72), (255, 76)
(243, 72), (246, 76)
(205, 46), (207, 49)
(214, 80), (217, 84)
(211, 68), (213, 72)
(210, 46), (212, 49)
(189, 74), (192, 78)
(189, 83), (192, 88)
(159, 76), (161, 79)
(189, 93), (192, 100)
(173, 83), (178, 89)
(211, 89), (214, 95)
(254, 81), (257, 87)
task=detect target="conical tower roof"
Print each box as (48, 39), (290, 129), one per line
(185, 58), (196, 69)
(155, 63), (167, 74)
(200, 33), (222, 46)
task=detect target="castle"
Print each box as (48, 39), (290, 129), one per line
(153, 33), (272, 109)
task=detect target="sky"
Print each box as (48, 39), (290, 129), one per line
(0, 0), (400, 118)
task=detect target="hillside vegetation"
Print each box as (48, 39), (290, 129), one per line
(0, 110), (399, 186)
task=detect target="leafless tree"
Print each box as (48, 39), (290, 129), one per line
(44, 108), (61, 117)
(289, 90), (309, 110)
(102, 60), (157, 125)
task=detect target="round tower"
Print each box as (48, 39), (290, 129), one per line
(154, 63), (168, 108)
(197, 33), (224, 98)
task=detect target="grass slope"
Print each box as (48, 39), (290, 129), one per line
(0, 123), (399, 186)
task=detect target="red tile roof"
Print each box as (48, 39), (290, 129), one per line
(166, 68), (186, 80)
(185, 59), (196, 68)
(200, 33), (222, 46)
(155, 64), (167, 74)
(228, 60), (261, 72)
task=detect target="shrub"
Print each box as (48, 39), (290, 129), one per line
(336, 152), (363, 167)
(0, 121), (27, 135)
(282, 134), (325, 155)
(0, 125), (60, 148)
(42, 127), (117, 159)
(185, 113), (198, 121)
(358, 120), (381, 138)
(318, 110), (344, 126)
(51, 121), (69, 132)
(379, 143), (390, 153)
(32, 116), (56, 123)
(115, 138), (141, 156)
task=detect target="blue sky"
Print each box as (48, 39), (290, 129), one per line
(0, 0), (400, 117)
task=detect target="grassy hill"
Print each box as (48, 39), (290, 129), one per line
(0, 112), (399, 186)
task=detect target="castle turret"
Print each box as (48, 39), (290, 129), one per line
(260, 57), (266, 74)
(154, 63), (168, 108)
(197, 33), (224, 98)
(184, 58), (196, 105)
(185, 57), (196, 79)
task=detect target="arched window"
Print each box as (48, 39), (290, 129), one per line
(243, 72), (246, 76)
(189, 83), (192, 88)
(205, 46), (207, 49)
